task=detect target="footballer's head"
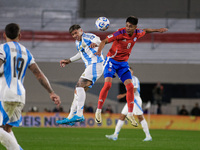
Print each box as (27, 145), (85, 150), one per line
(69, 24), (83, 41)
(126, 16), (138, 25)
(125, 16), (138, 35)
(5, 23), (21, 40)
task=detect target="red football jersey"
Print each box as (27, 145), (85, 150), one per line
(107, 27), (146, 62)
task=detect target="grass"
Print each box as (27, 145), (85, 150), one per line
(0, 127), (200, 150)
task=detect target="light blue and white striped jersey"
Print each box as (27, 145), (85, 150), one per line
(132, 75), (140, 96)
(75, 32), (104, 67)
(0, 41), (35, 104)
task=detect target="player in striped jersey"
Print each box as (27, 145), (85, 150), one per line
(95, 16), (168, 126)
(0, 23), (61, 150)
(56, 24), (104, 125)
(105, 68), (152, 141)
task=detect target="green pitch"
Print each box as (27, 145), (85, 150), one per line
(0, 127), (200, 150)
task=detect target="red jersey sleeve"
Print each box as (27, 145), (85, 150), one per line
(107, 28), (126, 43)
(136, 29), (146, 39)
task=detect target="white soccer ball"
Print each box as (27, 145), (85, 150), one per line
(95, 17), (110, 31)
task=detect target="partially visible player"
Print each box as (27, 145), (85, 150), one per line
(0, 23), (61, 150)
(56, 24), (104, 125)
(105, 68), (152, 141)
(95, 16), (168, 126)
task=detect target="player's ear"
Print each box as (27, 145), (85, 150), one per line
(18, 33), (21, 40)
(80, 28), (83, 33)
(3, 32), (6, 39)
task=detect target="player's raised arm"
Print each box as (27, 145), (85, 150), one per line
(60, 52), (81, 67)
(95, 38), (108, 56)
(28, 63), (61, 106)
(60, 59), (71, 67)
(143, 28), (168, 33)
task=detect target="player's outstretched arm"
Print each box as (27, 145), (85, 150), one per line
(89, 43), (98, 48)
(60, 59), (71, 67)
(117, 93), (127, 99)
(94, 38), (108, 56)
(143, 28), (168, 33)
(61, 52), (81, 67)
(29, 63), (61, 106)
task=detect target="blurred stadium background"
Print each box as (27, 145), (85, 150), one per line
(1, 0), (200, 130)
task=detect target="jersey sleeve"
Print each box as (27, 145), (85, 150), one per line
(137, 29), (146, 39)
(70, 52), (81, 62)
(29, 55), (35, 65)
(0, 45), (6, 62)
(91, 35), (101, 46)
(107, 28), (125, 43)
(132, 76), (139, 89)
(26, 49), (35, 66)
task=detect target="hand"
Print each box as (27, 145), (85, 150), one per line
(60, 59), (71, 67)
(159, 28), (168, 33)
(94, 51), (101, 56)
(50, 92), (61, 106)
(89, 43), (98, 48)
(117, 94), (126, 99)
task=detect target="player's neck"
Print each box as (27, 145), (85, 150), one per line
(6, 37), (19, 43)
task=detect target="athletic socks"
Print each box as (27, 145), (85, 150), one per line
(68, 92), (78, 119)
(0, 128), (19, 150)
(114, 119), (124, 135)
(9, 131), (23, 150)
(141, 119), (151, 138)
(125, 83), (134, 113)
(76, 87), (86, 117)
(97, 82), (112, 109)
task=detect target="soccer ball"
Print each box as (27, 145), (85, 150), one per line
(95, 17), (110, 31)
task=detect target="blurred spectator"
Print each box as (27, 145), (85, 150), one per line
(29, 106), (39, 112)
(86, 102), (94, 113)
(44, 108), (51, 112)
(53, 105), (64, 112)
(157, 103), (162, 114)
(152, 82), (164, 105)
(190, 103), (200, 116)
(179, 105), (189, 115)
(105, 104), (113, 114)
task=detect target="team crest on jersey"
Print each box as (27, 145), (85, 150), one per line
(108, 34), (113, 38)
(108, 68), (112, 72)
(133, 37), (137, 42)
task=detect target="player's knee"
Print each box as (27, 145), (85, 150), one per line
(137, 115), (144, 122)
(104, 82), (112, 90)
(119, 114), (126, 120)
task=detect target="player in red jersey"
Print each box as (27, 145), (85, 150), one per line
(94, 16), (168, 126)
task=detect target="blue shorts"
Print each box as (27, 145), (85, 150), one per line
(103, 57), (132, 83)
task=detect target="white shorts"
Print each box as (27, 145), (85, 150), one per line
(121, 95), (143, 116)
(81, 62), (104, 85)
(0, 101), (24, 127)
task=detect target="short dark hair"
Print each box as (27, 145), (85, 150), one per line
(126, 16), (138, 25)
(69, 24), (81, 33)
(5, 23), (20, 39)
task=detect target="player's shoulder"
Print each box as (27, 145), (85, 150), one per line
(135, 28), (145, 34)
(113, 27), (126, 36)
(83, 32), (98, 40)
(0, 43), (4, 49)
